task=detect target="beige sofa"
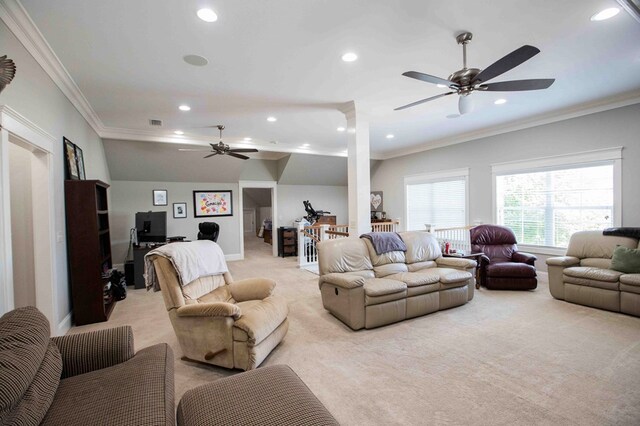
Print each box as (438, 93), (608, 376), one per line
(317, 231), (476, 330)
(546, 230), (640, 316)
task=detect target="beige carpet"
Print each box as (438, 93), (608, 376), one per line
(70, 236), (640, 425)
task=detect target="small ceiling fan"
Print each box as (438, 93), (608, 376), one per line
(395, 32), (555, 115)
(179, 125), (258, 160)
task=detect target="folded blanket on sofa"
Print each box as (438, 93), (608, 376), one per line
(144, 240), (228, 291)
(603, 227), (640, 239)
(360, 232), (407, 255)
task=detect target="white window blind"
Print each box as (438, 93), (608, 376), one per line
(496, 163), (614, 248)
(405, 171), (467, 231)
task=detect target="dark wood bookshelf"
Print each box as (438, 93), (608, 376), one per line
(65, 180), (115, 325)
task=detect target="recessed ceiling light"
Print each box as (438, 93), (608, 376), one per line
(386, 134), (395, 139)
(244, 137), (252, 141)
(337, 127), (346, 132)
(591, 7), (620, 21)
(436, 84), (447, 88)
(197, 8), (218, 22)
(494, 98), (507, 105)
(174, 130), (184, 135)
(267, 116), (277, 122)
(183, 55), (209, 66)
(178, 105), (191, 111)
(341, 52), (358, 62)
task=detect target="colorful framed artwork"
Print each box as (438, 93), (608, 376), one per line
(74, 144), (86, 180)
(173, 202), (187, 219)
(193, 190), (232, 217)
(153, 189), (168, 206)
(63, 137), (79, 180)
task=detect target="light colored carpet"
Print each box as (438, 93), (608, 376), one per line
(70, 236), (640, 425)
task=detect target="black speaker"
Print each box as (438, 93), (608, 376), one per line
(124, 261), (135, 287)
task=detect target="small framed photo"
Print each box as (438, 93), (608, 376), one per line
(153, 189), (168, 206)
(63, 137), (79, 180)
(173, 202), (187, 218)
(74, 144), (86, 180)
(193, 190), (232, 217)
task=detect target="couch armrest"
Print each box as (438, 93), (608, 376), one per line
(546, 256), (580, 267)
(319, 273), (365, 290)
(52, 326), (134, 378)
(435, 257), (477, 269)
(513, 251), (537, 265)
(177, 303), (241, 319)
(228, 278), (276, 302)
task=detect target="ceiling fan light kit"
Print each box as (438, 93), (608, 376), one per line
(395, 32), (555, 115)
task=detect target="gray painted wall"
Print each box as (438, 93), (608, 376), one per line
(1, 21), (110, 329)
(372, 103), (640, 271)
(109, 181), (240, 265)
(277, 185), (348, 226)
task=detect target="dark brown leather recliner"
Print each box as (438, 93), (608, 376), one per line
(470, 224), (537, 290)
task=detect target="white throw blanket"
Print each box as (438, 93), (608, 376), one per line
(144, 240), (228, 291)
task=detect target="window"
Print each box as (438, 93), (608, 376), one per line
(493, 148), (621, 250)
(405, 168), (468, 231)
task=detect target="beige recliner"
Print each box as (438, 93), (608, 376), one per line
(149, 255), (289, 370)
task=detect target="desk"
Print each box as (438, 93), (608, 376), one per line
(443, 252), (484, 289)
(133, 244), (165, 289)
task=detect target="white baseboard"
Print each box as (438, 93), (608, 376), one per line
(225, 253), (243, 261)
(56, 311), (72, 337)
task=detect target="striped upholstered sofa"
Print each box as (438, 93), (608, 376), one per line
(0, 306), (174, 425)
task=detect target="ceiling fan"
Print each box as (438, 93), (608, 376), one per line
(179, 125), (258, 160)
(395, 32), (555, 115)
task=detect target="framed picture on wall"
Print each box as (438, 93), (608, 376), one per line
(153, 189), (168, 206)
(173, 202), (187, 219)
(74, 145), (86, 180)
(193, 190), (232, 217)
(63, 137), (80, 180)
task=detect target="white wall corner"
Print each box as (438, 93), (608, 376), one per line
(225, 253), (243, 262)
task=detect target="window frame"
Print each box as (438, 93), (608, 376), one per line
(404, 168), (470, 231)
(491, 147), (622, 255)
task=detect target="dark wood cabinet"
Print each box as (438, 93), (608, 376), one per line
(316, 215), (336, 225)
(65, 180), (115, 325)
(278, 227), (298, 257)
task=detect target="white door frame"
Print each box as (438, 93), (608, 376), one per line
(0, 106), (57, 333)
(238, 181), (277, 258)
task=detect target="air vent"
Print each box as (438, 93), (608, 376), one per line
(149, 119), (163, 126)
(617, 0), (640, 23)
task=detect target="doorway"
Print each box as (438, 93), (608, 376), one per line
(238, 181), (278, 259)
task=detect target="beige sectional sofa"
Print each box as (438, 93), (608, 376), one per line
(317, 231), (476, 330)
(546, 230), (640, 316)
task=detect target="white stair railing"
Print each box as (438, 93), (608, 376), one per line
(429, 225), (474, 254)
(371, 221), (399, 233)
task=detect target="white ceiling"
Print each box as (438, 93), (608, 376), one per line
(19, 0), (640, 159)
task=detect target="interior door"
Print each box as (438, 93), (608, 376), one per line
(243, 209), (255, 234)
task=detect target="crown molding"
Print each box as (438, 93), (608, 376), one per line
(0, 0), (105, 134)
(378, 90), (640, 160)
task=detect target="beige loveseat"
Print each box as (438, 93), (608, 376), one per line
(317, 231), (476, 330)
(546, 230), (640, 316)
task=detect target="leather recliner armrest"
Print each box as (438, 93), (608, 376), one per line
(513, 251), (537, 265)
(546, 256), (580, 267)
(319, 273), (365, 290)
(176, 302), (241, 319)
(228, 278), (276, 302)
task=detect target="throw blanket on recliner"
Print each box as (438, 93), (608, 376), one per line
(144, 240), (228, 291)
(360, 232), (407, 255)
(603, 227), (640, 239)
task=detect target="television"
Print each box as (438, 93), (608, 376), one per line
(135, 211), (167, 243)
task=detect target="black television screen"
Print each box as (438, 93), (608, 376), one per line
(136, 211), (167, 243)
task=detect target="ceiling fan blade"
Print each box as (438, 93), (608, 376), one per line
(227, 152), (250, 160)
(228, 148), (259, 153)
(471, 45), (540, 84)
(394, 92), (455, 111)
(479, 78), (555, 91)
(203, 152), (218, 158)
(402, 71), (459, 89)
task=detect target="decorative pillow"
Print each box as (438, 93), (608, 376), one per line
(611, 246), (640, 274)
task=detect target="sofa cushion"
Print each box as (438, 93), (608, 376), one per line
(436, 268), (473, 284)
(564, 275), (619, 291)
(580, 258), (612, 269)
(399, 231), (442, 264)
(42, 344), (174, 426)
(183, 274), (229, 302)
(0, 306), (51, 422)
(620, 274), (640, 286)
(486, 262), (536, 278)
(566, 230), (638, 259)
(233, 295), (289, 345)
(373, 263), (408, 278)
(407, 260), (437, 272)
(362, 238), (406, 266)
(611, 246), (640, 274)
(564, 266), (623, 282)
(317, 238), (373, 275)
(363, 278), (407, 297)
(386, 271), (440, 287)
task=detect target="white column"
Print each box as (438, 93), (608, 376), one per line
(342, 101), (371, 237)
